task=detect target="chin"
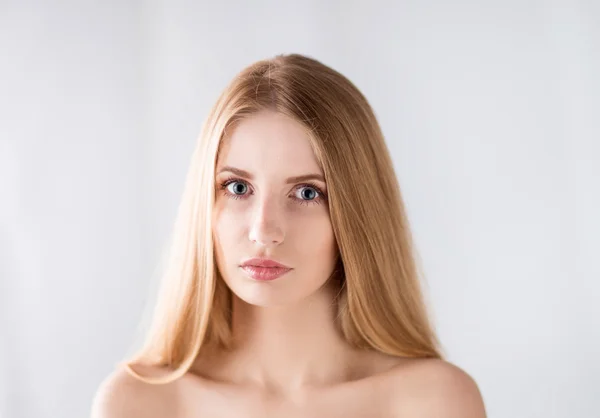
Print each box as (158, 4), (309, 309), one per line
(228, 287), (299, 308)
(225, 269), (328, 309)
(229, 282), (302, 308)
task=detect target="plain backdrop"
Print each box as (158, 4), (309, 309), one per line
(1, 1), (598, 417)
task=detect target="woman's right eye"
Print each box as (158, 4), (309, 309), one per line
(227, 181), (248, 195)
(219, 179), (249, 200)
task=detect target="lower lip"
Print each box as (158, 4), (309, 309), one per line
(241, 266), (292, 281)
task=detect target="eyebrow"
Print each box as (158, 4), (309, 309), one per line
(217, 166), (325, 184)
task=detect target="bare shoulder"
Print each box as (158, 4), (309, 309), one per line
(387, 358), (487, 418)
(90, 363), (180, 418)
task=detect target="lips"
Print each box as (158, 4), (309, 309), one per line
(240, 258), (290, 269)
(240, 265), (292, 281)
(240, 258), (292, 281)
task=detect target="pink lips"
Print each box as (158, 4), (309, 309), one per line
(240, 258), (292, 281)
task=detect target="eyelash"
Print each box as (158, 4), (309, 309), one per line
(218, 176), (327, 206)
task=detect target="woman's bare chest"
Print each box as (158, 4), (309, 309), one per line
(177, 378), (395, 418)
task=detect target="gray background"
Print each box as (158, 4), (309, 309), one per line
(1, 1), (598, 417)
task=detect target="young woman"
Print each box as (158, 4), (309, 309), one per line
(91, 53), (486, 417)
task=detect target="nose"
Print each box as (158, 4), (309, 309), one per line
(248, 193), (285, 247)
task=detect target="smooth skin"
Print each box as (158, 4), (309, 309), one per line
(91, 110), (486, 418)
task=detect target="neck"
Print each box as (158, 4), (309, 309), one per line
(205, 283), (363, 394)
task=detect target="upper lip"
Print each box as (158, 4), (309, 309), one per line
(241, 257), (291, 269)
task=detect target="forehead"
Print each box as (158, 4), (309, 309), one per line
(217, 111), (321, 174)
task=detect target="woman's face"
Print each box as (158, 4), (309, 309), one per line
(213, 110), (338, 307)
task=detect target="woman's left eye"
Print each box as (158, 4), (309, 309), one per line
(294, 186), (321, 204)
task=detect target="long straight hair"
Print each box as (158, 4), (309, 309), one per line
(122, 53), (443, 384)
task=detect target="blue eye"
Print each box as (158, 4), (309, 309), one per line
(295, 186), (319, 202)
(227, 181), (248, 196)
(218, 178), (326, 206)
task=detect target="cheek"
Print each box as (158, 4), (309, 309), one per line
(212, 205), (244, 250)
(212, 204), (236, 268)
(291, 215), (337, 267)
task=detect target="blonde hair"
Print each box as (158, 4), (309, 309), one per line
(121, 53), (443, 384)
